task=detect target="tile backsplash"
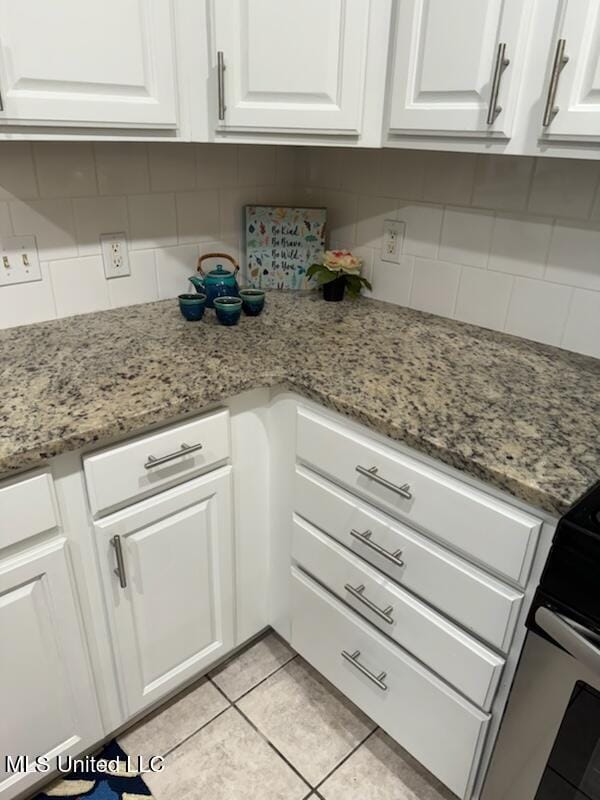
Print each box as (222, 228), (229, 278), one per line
(301, 148), (600, 360)
(0, 142), (298, 329)
(0, 142), (599, 361)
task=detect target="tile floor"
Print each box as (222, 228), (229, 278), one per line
(117, 631), (456, 800)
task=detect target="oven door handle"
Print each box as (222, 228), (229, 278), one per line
(536, 607), (600, 677)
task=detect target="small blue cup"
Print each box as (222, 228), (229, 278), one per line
(240, 288), (266, 316)
(178, 293), (206, 321)
(214, 296), (242, 326)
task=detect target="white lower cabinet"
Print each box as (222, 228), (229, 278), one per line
(291, 567), (490, 800)
(0, 539), (102, 800)
(95, 467), (234, 718)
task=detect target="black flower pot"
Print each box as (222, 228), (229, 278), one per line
(323, 276), (346, 302)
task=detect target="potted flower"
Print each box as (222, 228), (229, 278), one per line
(307, 250), (372, 302)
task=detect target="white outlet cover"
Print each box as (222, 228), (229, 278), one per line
(381, 219), (406, 264)
(100, 232), (131, 279)
(0, 235), (42, 286)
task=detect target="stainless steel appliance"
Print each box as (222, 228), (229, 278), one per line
(483, 482), (600, 800)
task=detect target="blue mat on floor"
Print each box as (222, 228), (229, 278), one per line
(32, 741), (153, 800)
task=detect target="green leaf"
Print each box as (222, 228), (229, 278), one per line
(344, 273), (372, 298)
(317, 270), (340, 285)
(306, 263), (323, 279)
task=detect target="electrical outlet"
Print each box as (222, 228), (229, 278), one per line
(0, 235), (42, 286)
(381, 220), (405, 264)
(100, 232), (130, 279)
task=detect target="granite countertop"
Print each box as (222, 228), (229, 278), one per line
(1, 291), (599, 516)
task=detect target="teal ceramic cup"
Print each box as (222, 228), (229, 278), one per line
(214, 296), (242, 326)
(239, 288), (266, 316)
(178, 293), (206, 321)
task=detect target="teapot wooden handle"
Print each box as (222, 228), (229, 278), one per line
(197, 252), (239, 276)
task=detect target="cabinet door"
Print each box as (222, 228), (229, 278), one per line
(387, 0), (532, 137)
(541, 1), (600, 141)
(0, 540), (102, 800)
(97, 469), (234, 717)
(213, 0), (370, 133)
(0, 0), (177, 127)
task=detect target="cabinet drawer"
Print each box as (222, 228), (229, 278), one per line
(291, 568), (489, 800)
(0, 470), (58, 551)
(293, 517), (504, 710)
(295, 467), (522, 652)
(296, 408), (541, 585)
(84, 409), (230, 516)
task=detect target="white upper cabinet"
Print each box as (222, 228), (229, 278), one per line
(0, 0), (177, 128)
(212, 0), (373, 134)
(387, 0), (532, 139)
(539, 0), (600, 141)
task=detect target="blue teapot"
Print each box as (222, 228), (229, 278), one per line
(189, 252), (240, 308)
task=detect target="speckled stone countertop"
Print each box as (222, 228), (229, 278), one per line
(1, 292), (599, 515)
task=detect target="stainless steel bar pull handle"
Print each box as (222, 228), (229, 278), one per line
(217, 51), (226, 121)
(355, 465), (412, 500)
(350, 529), (405, 568)
(111, 535), (127, 589)
(543, 38), (569, 126)
(344, 583), (394, 625)
(144, 441), (203, 470)
(487, 42), (510, 125)
(341, 649), (388, 691)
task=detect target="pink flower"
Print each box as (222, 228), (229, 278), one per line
(323, 249), (363, 273)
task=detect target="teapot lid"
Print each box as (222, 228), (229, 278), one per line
(207, 264), (233, 278)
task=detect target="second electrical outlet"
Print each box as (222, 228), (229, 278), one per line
(100, 233), (131, 279)
(381, 220), (406, 264)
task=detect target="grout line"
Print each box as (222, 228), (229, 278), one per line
(209, 676), (234, 704)
(233, 704), (313, 792)
(524, 156), (538, 211)
(451, 265), (463, 319)
(144, 142), (152, 194)
(588, 167), (600, 221)
(207, 626), (273, 673)
(159, 702), (232, 759)
(224, 653), (299, 704)
(541, 218), (556, 279)
(558, 286), (576, 347)
(207, 645), (298, 704)
(27, 141), (42, 200)
(501, 275), (516, 332)
(313, 726), (379, 792)
(468, 154), (481, 207)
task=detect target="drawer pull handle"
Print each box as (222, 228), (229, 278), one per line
(355, 465), (412, 500)
(341, 649), (388, 691)
(144, 442), (203, 470)
(344, 583), (394, 625)
(111, 534), (127, 589)
(350, 528), (405, 568)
